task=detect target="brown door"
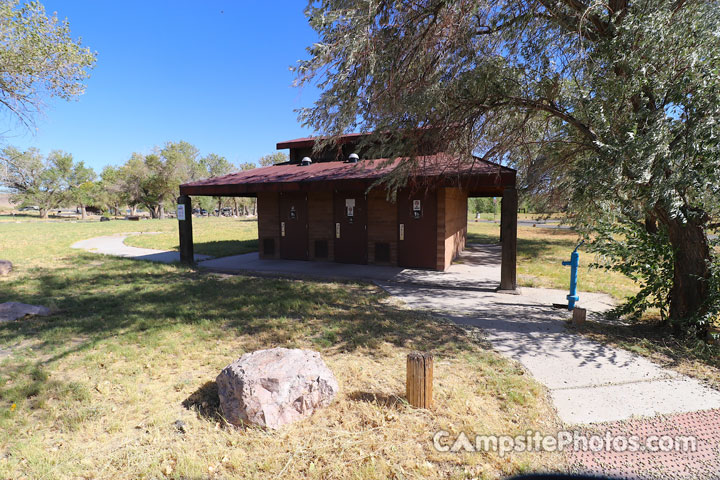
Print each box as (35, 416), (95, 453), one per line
(397, 189), (437, 269)
(279, 192), (309, 260)
(333, 191), (368, 264)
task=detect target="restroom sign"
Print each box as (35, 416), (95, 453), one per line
(412, 199), (422, 219)
(176, 204), (186, 221)
(289, 205), (297, 220)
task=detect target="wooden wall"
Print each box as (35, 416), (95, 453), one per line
(257, 192), (280, 259)
(436, 187), (468, 270)
(308, 191), (334, 261)
(367, 189), (398, 265)
(258, 187), (467, 271)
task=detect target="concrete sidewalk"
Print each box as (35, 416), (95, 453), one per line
(71, 233), (212, 263)
(380, 283), (720, 425)
(198, 244), (503, 290)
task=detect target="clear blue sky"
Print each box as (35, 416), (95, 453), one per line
(4, 0), (320, 172)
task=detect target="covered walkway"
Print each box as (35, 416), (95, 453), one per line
(198, 243), (503, 291)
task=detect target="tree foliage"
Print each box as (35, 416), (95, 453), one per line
(297, 0), (720, 329)
(0, 0), (96, 129)
(258, 152), (288, 167)
(0, 147), (95, 218)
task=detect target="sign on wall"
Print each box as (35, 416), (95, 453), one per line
(412, 199), (422, 219)
(177, 204), (186, 221)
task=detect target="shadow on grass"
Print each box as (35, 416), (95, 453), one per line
(183, 381), (222, 422)
(469, 229), (581, 260)
(348, 391), (405, 408)
(194, 239), (258, 258)
(573, 318), (720, 373)
(0, 252), (478, 407)
(158, 239), (258, 258)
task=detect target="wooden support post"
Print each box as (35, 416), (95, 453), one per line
(499, 196), (504, 242)
(499, 187), (518, 292)
(406, 352), (433, 409)
(177, 195), (194, 264)
(572, 307), (586, 325)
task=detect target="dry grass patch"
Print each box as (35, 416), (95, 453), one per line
(467, 222), (638, 300)
(0, 218), (566, 479)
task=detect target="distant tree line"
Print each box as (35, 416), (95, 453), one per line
(0, 143), (288, 219)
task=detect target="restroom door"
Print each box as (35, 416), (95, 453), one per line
(397, 190), (437, 269)
(279, 192), (309, 260)
(333, 192), (368, 264)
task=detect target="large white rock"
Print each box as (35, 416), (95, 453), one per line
(0, 260), (12, 276)
(216, 348), (338, 429)
(0, 302), (51, 323)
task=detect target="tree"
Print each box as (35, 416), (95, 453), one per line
(0, 0), (95, 130)
(200, 153), (235, 215)
(67, 161), (97, 219)
(98, 166), (129, 216)
(122, 142), (203, 219)
(470, 198), (495, 217)
(238, 161), (258, 215)
(297, 0), (720, 331)
(0, 147), (78, 218)
(258, 152), (288, 167)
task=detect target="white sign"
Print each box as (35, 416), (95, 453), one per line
(345, 198), (355, 208)
(399, 223), (405, 241)
(335, 222), (341, 238)
(281, 222), (286, 237)
(413, 200), (422, 211)
(177, 204), (186, 221)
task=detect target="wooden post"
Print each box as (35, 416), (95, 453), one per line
(572, 307), (586, 325)
(499, 186), (518, 292)
(406, 352), (433, 409)
(177, 195), (194, 264)
(499, 196), (504, 242)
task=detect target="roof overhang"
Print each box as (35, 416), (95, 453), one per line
(180, 155), (516, 197)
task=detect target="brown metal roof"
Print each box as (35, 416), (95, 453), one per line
(180, 153), (515, 197)
(276, 132), (367, 150)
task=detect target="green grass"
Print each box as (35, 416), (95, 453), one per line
(124, 217), (259, 257)
(467, 221), (638, 300)
(0, 218), (563, 479)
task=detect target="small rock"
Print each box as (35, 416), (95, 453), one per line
(0, 302), (51, 323)
(174, 419), (186, 434)
(216, 347), (339, 429)
(0, 260), (12, 276)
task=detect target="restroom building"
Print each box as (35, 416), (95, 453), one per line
(179, 132), (518, 288)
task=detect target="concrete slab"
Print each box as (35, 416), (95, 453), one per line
(379, 283), (720, 425)
(71, 233), (211, 263)
(553, 377), (720, 425)
(198, 243), (502, 289)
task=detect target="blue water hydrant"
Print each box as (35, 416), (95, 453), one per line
(562, 240), (584, 310)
